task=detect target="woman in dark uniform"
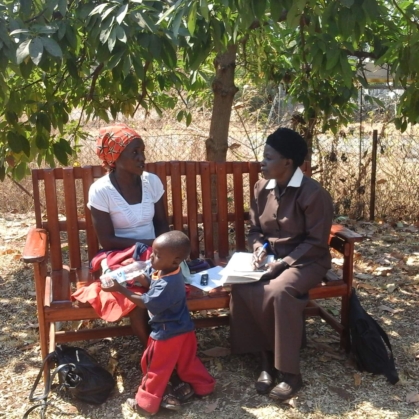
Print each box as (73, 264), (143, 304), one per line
(230, 127), (334, 401)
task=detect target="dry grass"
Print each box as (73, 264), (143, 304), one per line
(1, 214), (419, 419)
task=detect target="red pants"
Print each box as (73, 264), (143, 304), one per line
(135, 331), (216, 414)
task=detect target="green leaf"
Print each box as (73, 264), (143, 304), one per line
(7, 131), (24, 153)
(0, 165), (5, 181)
(66, 57), (79, 78)
(36, 112), (51, 133)
(116, 3), (128, 25)
(116, 25), (127, 43)
(41, 37), (63, 57)
(29, 37), (43, 65)
(58, 0), (67, 17)
(149, 35), (162, 59)
(340, 0), (354, 7)
(252, 0), (266, 19)
(16, 39), (31, 65)
(172, 8), (185, 38)
(36, 132), (49, 149)
(326, 48), (340, 71)
(186, 112), (192, 126)
(177, 110), (184, 122)
(270, 0), (282, 21)
(89, 3), (108, 16)
(160, 38), (177, 68)
(108, 26), (117, 52)
(60, 138), (72, 155)
(133, 11), (157, 32)
(13, 161), (27, 180)
(5, 111), (18, 125)
(200, 0), (209, 20)
(188, 2), (198, 35)
(19, 0), (32, 17)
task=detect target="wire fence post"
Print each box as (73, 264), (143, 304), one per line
(369, 129), (378, 221)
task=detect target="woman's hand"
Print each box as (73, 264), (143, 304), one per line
(252, 247), (268, 270)
(260, 260), (289, 281)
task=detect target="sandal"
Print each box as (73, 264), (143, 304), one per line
(170, 372), (195, 403)
(160, 383), (182, 411)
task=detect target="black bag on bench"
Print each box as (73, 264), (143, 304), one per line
(349, 289), (399, 384)
(24, 344), (115, 418)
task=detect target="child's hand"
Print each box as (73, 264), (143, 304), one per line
(101, 278), (124, 293)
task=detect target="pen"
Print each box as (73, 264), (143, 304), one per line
(256, 242), (268, 259)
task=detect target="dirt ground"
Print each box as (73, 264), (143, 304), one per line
(1, 213), (419, 419)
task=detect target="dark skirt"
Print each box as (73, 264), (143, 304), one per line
(229, 262), (328, 374)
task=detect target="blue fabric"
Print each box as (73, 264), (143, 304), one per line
(140, 270), (195, 340)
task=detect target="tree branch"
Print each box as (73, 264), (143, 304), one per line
(87, 63), (104, 100)
(391, 0), (419, 30)
(133, 61), (151, 115)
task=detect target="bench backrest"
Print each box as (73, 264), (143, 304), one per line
(31, 161), (311, 270)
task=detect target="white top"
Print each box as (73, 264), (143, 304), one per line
(88, 172), (165, 240)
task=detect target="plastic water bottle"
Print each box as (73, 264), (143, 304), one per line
(100, 260), (149, 286)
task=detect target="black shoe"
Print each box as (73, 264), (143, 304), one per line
(255, 370), (275, 394)
(269, 373), (303, 401)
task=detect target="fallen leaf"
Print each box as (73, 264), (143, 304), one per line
(378, 305), (396, 313)
(356, 282), (376, 290)
(328, 386), (353, 401)
(107, 357), (118, 375)
(284, 397), (298, 408)
(204, 400), (218, 413)
(355, 273), (374, 280)
(202, 346), (231, 357)
(406, 392), (419, 403)
(386, 283), (397, 293)
(354, 373), (362, 386)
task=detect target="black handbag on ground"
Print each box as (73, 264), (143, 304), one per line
(349, 289), (399, 384)
(23, 344), (115, 418)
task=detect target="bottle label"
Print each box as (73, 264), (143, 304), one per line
(110, 270), (127, 284)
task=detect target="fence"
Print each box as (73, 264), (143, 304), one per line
(1, 117), (419, 223)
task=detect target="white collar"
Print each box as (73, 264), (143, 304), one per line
(265, 167), (304, 190)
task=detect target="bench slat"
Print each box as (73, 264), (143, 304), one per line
(63, 168), (82, 268)
(216, 163), (229, 258)
(201, 162), (214, 259)
(186, 162), (199, 259)
(44, 169), (62, 270)
(82, 166), (99, 261)
(170, 161), (183, 231)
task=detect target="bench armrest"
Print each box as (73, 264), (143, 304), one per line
(22, 227), (48, 263)
(331, 224), (364, 243)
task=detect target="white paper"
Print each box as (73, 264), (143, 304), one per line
(219, 252), (275, 284)
(188, 266), (225, 291)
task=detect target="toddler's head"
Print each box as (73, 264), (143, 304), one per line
(150, 231), (191, 274)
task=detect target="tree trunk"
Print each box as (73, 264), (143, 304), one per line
(206, 44), (239, 162)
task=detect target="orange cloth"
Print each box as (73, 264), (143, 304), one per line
(96, 124), (142, 170)
(72, 282), (148, 322)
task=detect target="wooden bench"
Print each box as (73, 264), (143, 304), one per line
(22, 161), (363, 361)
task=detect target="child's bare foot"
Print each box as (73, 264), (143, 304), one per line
(125, 398), (155, 417)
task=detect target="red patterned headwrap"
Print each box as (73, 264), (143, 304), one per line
(96, 124), (142, 170)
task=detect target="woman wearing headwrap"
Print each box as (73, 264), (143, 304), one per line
(73, 124), (168, 339)
(72, 124), (193, 409)
(229, 128), (334, 401)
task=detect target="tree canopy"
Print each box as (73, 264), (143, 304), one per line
(1, 0), (418, 179)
